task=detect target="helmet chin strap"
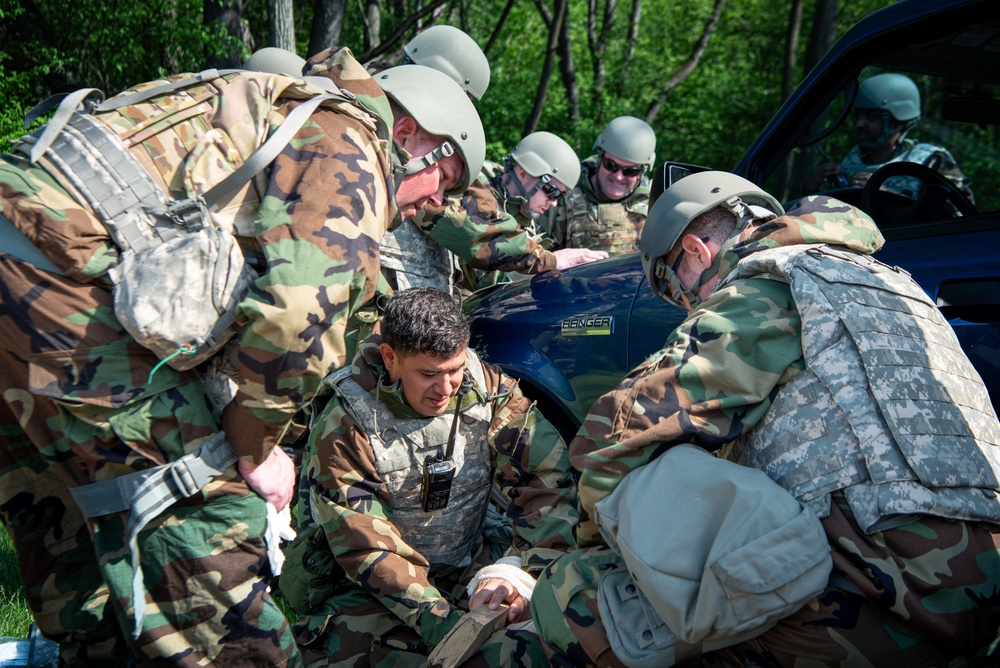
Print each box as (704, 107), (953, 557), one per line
(502, 156), (549, 219)
(391, 140), (460, 192)
(389, 140), (461, 227)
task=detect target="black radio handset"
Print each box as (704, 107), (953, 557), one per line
(421, 372), (474, 512)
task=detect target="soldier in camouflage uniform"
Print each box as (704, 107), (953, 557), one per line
(541, 116), (656, 256)
(0, 49), (484, 667)
(286, 287), (578, 667)
(530, 171), (1000, 666)
(805, 73), (974, 202)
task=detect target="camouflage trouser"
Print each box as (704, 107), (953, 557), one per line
(531, 493), (1000, 667)
(0, 253), (300, 667)
(293, 549), (549, 668)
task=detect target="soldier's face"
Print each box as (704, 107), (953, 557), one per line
(394, 120), (464, 218)
(595, 152), (642, 201)
(517, 170), (567, 215)
(381, 344), (467, 416)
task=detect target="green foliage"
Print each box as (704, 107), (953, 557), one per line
(0, 525), (30, 638)
(0, 0), (900, 166)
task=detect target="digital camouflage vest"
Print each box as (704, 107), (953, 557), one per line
(545, 156), (649, 256)
(328, 349), (494, 568)
(379, 217), (457, 295)
(719, 244), (1000, 533)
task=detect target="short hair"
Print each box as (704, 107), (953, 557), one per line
(381, 287), (470, 358)
(686, 207), (738, 246)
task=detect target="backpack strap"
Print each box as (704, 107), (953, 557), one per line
(19, 79), (353, 254)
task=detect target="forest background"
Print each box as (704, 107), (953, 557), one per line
(0, 0), (899, 170)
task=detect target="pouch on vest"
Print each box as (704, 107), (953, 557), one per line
(594, 444), (833, 668)
(279, 526), (347, 616)
(110, 225), (252, 370)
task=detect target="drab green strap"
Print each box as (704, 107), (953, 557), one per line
(68, 433), (238, 637)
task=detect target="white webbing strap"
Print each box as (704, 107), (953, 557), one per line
(68, 433), (237, 637)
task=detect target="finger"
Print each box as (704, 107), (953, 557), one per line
(489, 585), (510, 609)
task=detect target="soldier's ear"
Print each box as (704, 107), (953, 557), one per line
(393, 115), (420, 151)
(380, 343), (397, 375)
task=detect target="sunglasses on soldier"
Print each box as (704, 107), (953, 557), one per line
(540, 180), (564, 201)
(600, 155), (644, 178)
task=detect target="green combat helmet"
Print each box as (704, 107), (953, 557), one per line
(243, 47), (306, 76)
(507, 131), (581, 220)
(855, 72), (921, 149)
(402, 25), (491, 101)
(641, 170), (783, 310)
(509, 131), (581, 190)
(594, 115), (657, 166)
(375, 64), (486, 195)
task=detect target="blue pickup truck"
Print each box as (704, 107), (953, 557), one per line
(465, 0), (1000, 438)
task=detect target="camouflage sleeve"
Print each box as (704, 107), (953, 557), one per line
(223, 105), (390, 463)
(571, 278), (805, 545)
(302, 392), (461, 645)
(483, 364), (579, 574)
(411, 180), (558, 274)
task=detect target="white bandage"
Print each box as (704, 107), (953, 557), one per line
(466, 556), (537, 601)
(265, 503), (296, 575)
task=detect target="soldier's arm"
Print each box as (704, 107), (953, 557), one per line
(302, 396), (462, 645)
(223, 106), (390, 464)
(571, 278), (805, 544)
(484, 365), (579, 573)
(412, 180), (559, 274)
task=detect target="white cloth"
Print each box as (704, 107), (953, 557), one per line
(265, 503), (296, 575)
(465, 555), (537, 601)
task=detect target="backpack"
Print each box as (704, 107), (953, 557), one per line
(20, 73), (362, 371)
(593, 444), (833, 668)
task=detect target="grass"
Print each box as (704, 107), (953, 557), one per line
(0, 525), (32, 638)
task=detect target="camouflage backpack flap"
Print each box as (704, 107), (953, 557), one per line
(94, 55), (390, 237)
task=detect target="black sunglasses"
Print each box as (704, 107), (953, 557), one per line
(601, 156), (644, 178)
(540, 180), (564, 201)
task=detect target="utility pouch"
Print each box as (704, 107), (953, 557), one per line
(110, 225), (255, 370)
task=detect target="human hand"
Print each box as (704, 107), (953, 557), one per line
(469, 577), (528, 623)
(804, 162), (843, 192)
(847, 171), (873, 188)
(238, 447), (296, 511)
(553, 247), (609, 270)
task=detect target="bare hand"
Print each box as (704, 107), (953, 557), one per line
(554, 247), (609, 270)
(238, 447), (296, 511)
(469, 577), (528, 623)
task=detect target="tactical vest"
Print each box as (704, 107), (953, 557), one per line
(329, 350), (494, 568)
(379, 217), (457, 295)
(560, 182), (648, 256)
(718, 244), (1000, 533)
(839, 141), (957, 199)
